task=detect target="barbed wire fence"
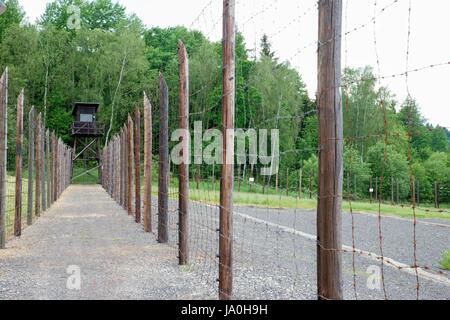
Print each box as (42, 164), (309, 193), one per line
(103, 0), (450, 301)
(0, 68), (73, 249)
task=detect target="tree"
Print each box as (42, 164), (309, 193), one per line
(367, 142), (410, 200)
(260, 34), (275, 59)
(0, 0), (25, 41)
(40, 0), (128, 31)
(430, 126), (449, 152)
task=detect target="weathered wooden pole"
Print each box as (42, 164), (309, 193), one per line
(143, 93), (152, 233)
(127, 116), (134, 215)
(123, 125), (128, 209)
(416, 180), (420, 207)
(286, 168), (289, 196)
(14, 90), (24, 236)
(219, 0), (235, 301)
(134, 108), (141, 224)
(27, 107), (35, 226)
(40, 122), (46, 211)
(298, 168), (303, 199)
(158, 74), (169, 243)
(316, 0), (343, 300)
(46, 130), (51, 208)
(435, 181), (439, 209)
(391, 176), (394, 204)
(35, 114), (42, 217)
(0, 69), (7, 249)
(109, 138), (114, 196)
(178, 41), (189, 265)
(51, 132), (57, 203)
(120, 128), (125, 207)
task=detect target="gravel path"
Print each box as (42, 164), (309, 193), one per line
(0, 185), (214, 300)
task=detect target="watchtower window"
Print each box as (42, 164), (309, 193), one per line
(80, 113), (94, 123)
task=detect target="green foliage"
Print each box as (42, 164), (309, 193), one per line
(39, 0), (129, 31)
(0, 0), (25, 41)
(0, 2), (448, 206)
(439, 251), (450, 271)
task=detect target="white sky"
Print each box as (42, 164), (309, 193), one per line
(18, 0), (450, 128)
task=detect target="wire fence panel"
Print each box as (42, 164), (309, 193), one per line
(60, 0), (450, 302)
(0, 69), (73, 247)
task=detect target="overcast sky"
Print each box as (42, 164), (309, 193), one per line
(19, 0), (450, 128)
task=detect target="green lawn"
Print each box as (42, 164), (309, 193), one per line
(439, 251), (450, 271)
(142, 178), (450, 220)
(5, 175), (36, 238)
(72, 166), (99, 185)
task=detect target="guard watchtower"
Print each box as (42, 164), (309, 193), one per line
(71, 102), (104, 183)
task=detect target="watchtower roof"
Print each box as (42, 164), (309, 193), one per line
(72, 102), (100, 116)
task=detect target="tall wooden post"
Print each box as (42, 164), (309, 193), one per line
(158, 74), (169, 243)
(143, 94), (153, 233)
(14, 90), (24, 236)
(134, 108), (141, 224)
(35, 114), (42, 217)
(123, 125), (128, 209)
(119, 128), (125, 207)
(435, 181), (439, 209)
(391, 176), (394, 204)
(52, 132), (57, 203)
(219, 0), (235, 301)
(298, 168), (303, 199)
(178, 41), (189, 265)
(127, 116), (134, 215)
(317, 0), (343, 300)
(286, 168), (289, 196)
(0, 69), (7, 249)
(40, 121), (46, 211)
(27, 107), (35, 226)
(46, 130), (51, 209)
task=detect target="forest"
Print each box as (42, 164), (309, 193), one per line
(0, 0), (449, 204)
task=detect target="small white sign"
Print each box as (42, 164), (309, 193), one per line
(249, 177), (255, 183)
(369, 188), (374, 193)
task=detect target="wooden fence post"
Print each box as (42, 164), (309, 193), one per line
(286, 168), (289, 196)
(123, 125), (128, 209)
(35, 114), (42, 217)
(52, 132), (57, 203)
(119, 128), (124, 207)
(219, 0), (235, 301)
(158, 74), (169, 243)
(46, 130), (51, 208)
(317, 0), (343, 300)
(0, 68), (7, 249)
(143, 93), (152, 233)
(27, 107), (35, 226)
(40, 122), (46, 211)
(178, 41), (189, 265)
(14, 90), (24, 236)
(391, 176), (394, 204)
(127, 116), (134, 215)
(298, 168), (303, 199)
(134, 108), (141, 224)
